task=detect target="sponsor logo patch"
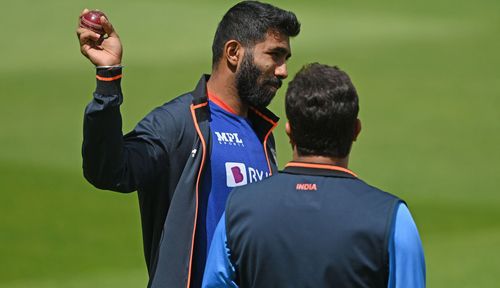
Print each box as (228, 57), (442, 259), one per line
(225, 162), (269, 187)
(226, 162), (248, 187)
(215, 131), (244, 146)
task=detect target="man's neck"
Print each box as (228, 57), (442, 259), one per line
(207, 73), (248, 117)
(292, 151), (349, 169)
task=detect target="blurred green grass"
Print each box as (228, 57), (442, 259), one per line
(1, 0), (499, 287)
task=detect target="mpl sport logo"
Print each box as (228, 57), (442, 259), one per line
(225, 162), (269, 187)
(214, 131), (244, 147)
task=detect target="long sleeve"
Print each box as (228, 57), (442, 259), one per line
(82, 67), (171, 192)
(202, 212), (239, 288)
(388, 203), (426, 288)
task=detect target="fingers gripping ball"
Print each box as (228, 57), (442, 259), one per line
(80, 10), (107, 35)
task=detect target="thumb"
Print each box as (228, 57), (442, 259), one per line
(101, 16), (118, 37)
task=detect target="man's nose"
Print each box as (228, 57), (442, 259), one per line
(275, 63), (288, 79)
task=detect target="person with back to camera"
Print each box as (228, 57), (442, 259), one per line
(203, 63), (426, 288)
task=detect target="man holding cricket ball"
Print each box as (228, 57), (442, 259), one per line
(76, 1), (300, 287)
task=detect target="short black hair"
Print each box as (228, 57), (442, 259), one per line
(286, 63), (360, 158)
(212, 1), (300, 67)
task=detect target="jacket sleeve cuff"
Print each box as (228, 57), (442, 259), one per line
(95, 67), (123, 95)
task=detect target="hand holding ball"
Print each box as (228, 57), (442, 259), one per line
(76, 9), (122, 67)
(80, 10), (107, 35)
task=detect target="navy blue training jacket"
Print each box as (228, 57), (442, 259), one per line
(82, 68), (279, 287)
(223, 162), (402, 287)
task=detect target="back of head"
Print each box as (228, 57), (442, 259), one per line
(212, 1), (300, 66)
(286, 63), (359, 158)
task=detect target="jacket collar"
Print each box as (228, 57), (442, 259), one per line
(191, 74), (210, 106)
(282, 161), (357, 179)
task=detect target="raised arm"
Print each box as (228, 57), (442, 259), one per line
(77, 9), (170, 192)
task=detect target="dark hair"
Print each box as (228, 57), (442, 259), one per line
(285, 63), (360, 158)
(212, 1), (300, 67)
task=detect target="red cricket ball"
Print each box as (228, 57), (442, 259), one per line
(80, 10), (107, 35)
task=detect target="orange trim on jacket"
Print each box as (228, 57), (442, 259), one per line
(285, 162), (358, 178)
(250, 107), (278, 176)
(96, 74), (122, 81)
(186, 102), (208, 288)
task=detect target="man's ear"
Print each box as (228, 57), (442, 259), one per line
(286, 122), (295, 146)
(224, 40), (242, 69)
(353, 119), (362, 141)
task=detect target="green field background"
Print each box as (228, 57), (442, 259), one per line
(1, 0), (499, 287)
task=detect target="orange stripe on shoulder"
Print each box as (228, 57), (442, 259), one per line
(96, 74), (123, 81)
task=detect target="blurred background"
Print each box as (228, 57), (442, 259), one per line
(1, 0), (499, 287)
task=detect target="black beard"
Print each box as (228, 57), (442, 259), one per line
(236, 53), (282, 109)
